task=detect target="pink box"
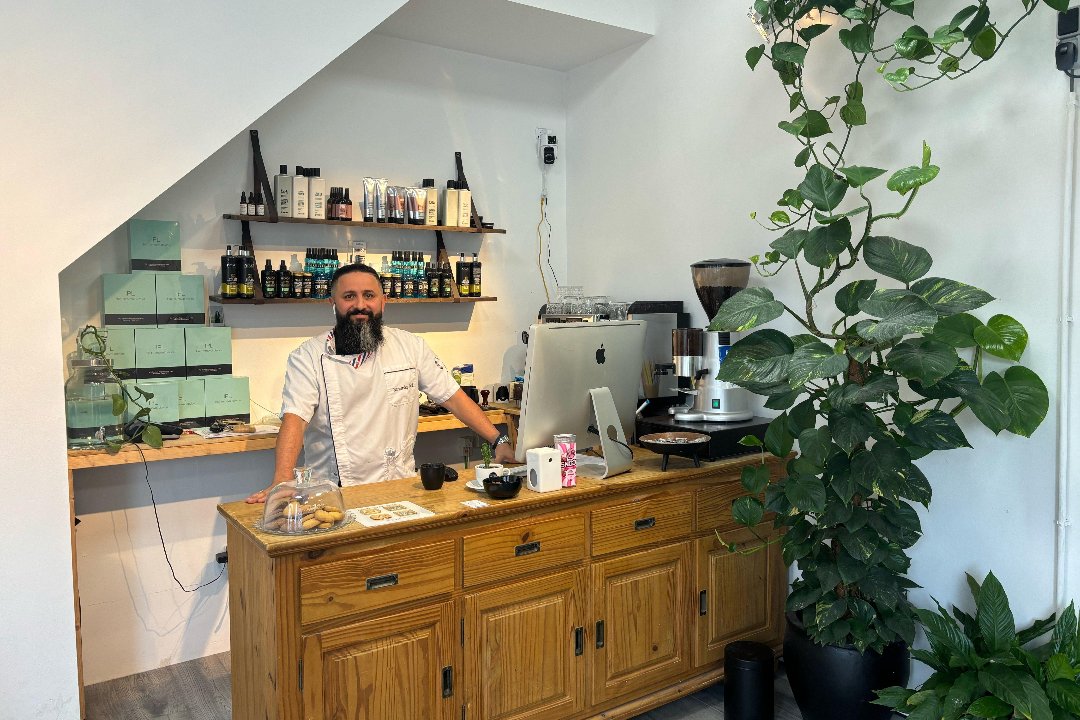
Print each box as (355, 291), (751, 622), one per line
(555, 433), (576, 487)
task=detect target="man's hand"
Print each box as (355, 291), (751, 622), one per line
(246, 482), (279, 504)
(246, 482), (293, 505)
(494, 442), (516, 465)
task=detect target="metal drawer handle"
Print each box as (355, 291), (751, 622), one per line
(515, 541), (541, 557)
(365, 573), (399, 591)
(596, 620), (605, 649)
(634, 517), (656, 531)
(442, 666), (453, 698)
(574, 627), (584, 656)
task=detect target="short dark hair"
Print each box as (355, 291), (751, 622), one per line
(330, 262), (382, 294)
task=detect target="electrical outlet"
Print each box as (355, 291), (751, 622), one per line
(536, 126), (558, 166)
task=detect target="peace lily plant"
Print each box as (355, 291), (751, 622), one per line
(710, 0), (1058, 654)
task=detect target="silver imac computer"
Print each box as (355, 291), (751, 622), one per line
(514, 321), (647, 478)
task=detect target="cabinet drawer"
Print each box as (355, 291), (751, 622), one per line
(463, 514), (585, 587)
(591, 492), (693, 556)
(697, 483), (770, 533)
(299, 540), (455, 625)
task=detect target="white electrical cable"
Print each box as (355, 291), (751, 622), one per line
(1055, 91), (1078, 609)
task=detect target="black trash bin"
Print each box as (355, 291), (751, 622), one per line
(724, 640), (774, 720)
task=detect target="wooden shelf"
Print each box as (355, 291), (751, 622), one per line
(67, 409), (510, 470)
(209, 294), (497, 305)
(223, 214), (505, 234)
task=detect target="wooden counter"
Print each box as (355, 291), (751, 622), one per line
(218, 451), (786, 720)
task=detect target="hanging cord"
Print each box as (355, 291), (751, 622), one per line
(537, 195), (551, 304)
(134, 444), (226, 593)
(536, 169), (559, 304)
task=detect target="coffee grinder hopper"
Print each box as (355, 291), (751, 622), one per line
(691, 258), (751, 321)
(671, 259), (754, 422)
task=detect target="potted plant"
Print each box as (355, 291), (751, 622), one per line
(70, 325), (164, 451)
(875, 571), (1079, 719)
(709, 1), (1059, 716)
(474, 441), (504, 481)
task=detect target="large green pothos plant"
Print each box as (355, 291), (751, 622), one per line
(710, 0), (1060, 654)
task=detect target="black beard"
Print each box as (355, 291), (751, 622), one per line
(334, 309), (384, 355)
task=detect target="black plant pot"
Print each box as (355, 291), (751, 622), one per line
(783, 612), (910, 720)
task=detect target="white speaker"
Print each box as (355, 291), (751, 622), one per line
(526, 447), (561, 493)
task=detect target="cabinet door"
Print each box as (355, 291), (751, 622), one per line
(301, 601), (457, 720)
(464, 568), (587, 720)
(590, 542), (692, 706)
(694, 524), (785, 668)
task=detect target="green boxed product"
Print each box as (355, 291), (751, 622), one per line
(184, 326), (232, 376)
(129, 219), (181, 273)
(204, 375), (250, 424)
(156, 274), (206, 326)
(121, 379), (180, 424)
(103, 273), (158, 327)
(177, 377), (206, 429)
(134, 327), (187, 380)
(102, 326), (136, 381)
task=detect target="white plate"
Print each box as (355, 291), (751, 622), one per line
(465, 478), (485, 491)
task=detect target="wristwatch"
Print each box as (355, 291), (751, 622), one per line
(492, 434), (511, 448)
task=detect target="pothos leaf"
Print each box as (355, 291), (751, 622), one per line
(746, 44), (766, 70)
(142, 424), (164, 448)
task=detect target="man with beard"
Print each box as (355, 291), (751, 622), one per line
(246, 262), (514, 501)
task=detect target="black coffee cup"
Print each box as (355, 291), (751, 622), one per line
(420, 462), (446, 490)
(462, 385), (480, 404)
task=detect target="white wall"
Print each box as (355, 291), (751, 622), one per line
(567, 0), (1076, 673)
(60, 32), (567, 683)
(0, 2), (409, 716)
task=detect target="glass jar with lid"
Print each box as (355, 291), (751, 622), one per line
(258, 467), (349, 534)
(65, 357), (123, 448)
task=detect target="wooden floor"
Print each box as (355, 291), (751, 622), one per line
(85, 652), (805, 719)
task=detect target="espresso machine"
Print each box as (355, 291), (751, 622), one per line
(636, 259), (768, 459)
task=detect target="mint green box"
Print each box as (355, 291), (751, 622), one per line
(134, 327), (187, 380)
(156, 274), (206, 326)
(177, 377), (206, 429)
(103, 273), (157, 327)
(204, 375), (250, 424)
(102, 326), (136, 381)
(121, 379), (180, 424)
(184, 326), (232, 376)
(129, 219), (181, 273)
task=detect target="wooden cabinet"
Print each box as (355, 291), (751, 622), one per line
(220, 453), (786, 720)
(464, 568), (587, 720)
(301, 601), (458, 720)
(590, 542), (692, 706)
(694, 524), (785, 668)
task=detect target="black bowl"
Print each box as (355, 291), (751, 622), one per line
(481, 472), (522, 499)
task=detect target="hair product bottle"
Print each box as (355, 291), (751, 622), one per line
(254, 191), (266, 216)
(240, 191), (249, 216)
(220, 245), (238, 299)
(274, 165), (292, 217)
(309, 168), (326, 220)
(456, 252), (471, 297)
(422, 179), (438, 225)
(444, 181), (459, 227)
(342, 187), (353, 221)
(261, 259), (277, 299)
(457, 181), (472, 228)
(470, 252), (482, 297)
(292, 166), (309, 219)
(277, 260), (292, 298)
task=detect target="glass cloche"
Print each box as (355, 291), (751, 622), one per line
(258, 467), (348, 534)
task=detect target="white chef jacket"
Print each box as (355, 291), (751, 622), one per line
(280, 327), (460, 486)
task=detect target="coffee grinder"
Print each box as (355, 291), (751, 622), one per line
(637, 259), (767, 460)
(671, 259), (754, 422)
